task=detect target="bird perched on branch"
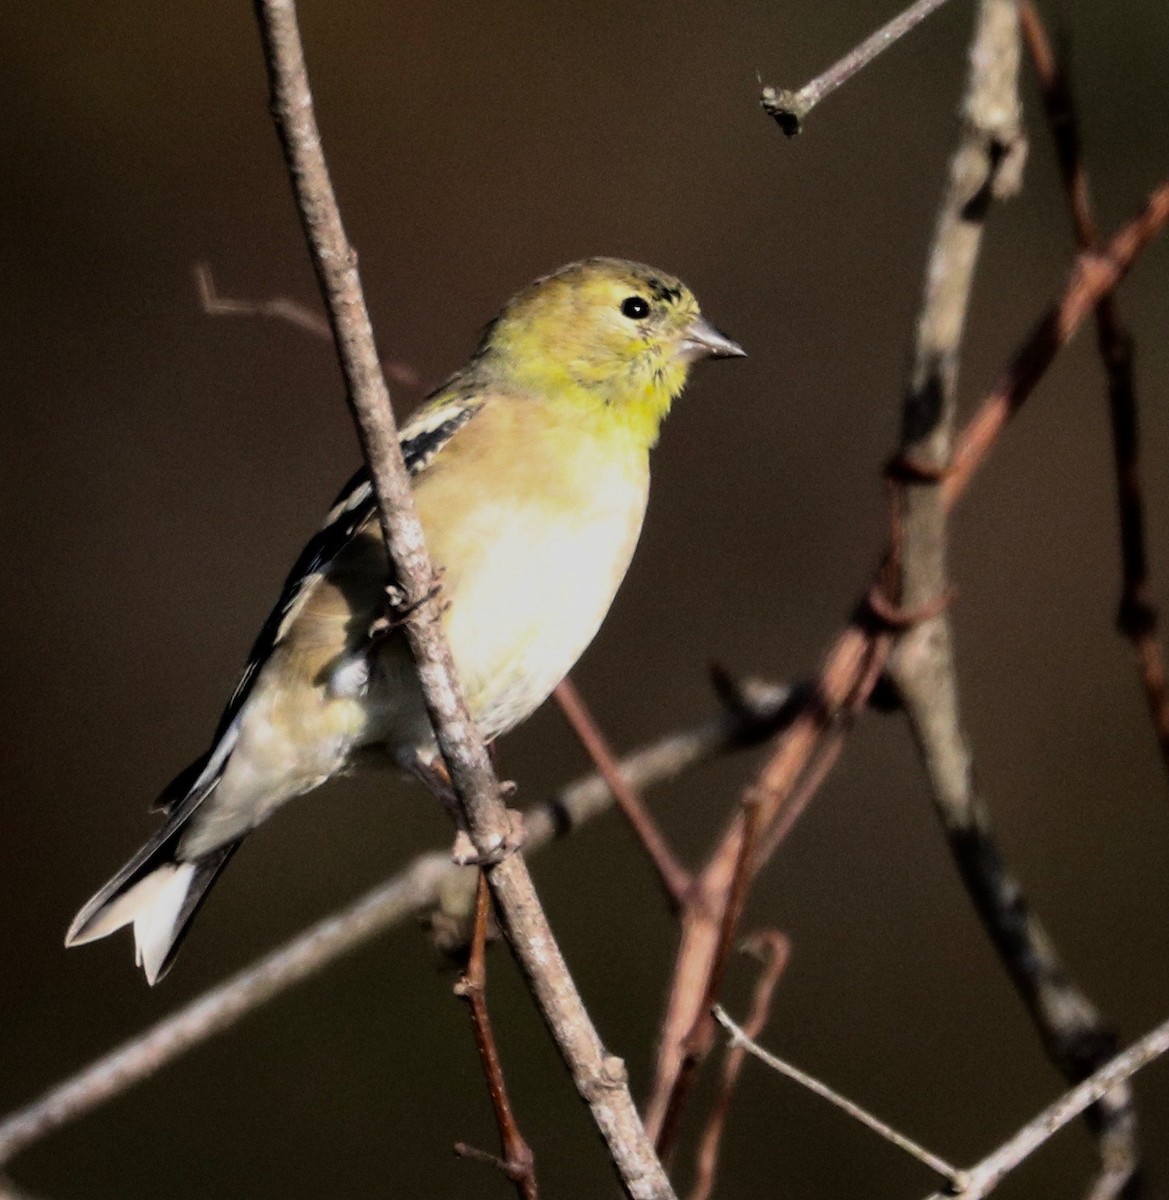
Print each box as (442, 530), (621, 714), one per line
(67, 257), (745, 983)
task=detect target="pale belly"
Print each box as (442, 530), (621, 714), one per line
(439, 487), (647, 740)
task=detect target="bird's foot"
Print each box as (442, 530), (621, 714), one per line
(451, 807), (526, 867)
(369, 568), (448, 641)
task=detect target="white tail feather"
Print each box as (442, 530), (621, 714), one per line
(66, 867), (177, 945)
(65, 863), (197, 986)
(131, 864), (197, 985)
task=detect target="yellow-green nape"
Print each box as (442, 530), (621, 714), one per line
(472, 257), (745, 448)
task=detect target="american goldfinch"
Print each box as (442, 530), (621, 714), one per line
(67, 257), (745, 983)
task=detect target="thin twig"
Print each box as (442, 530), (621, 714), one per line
(455, 873), (537, 1199)
(644, 625), (886, 1138)
(887, 2), (1144, 1192)
(646, 636), (881, 1143)
(750, 721), (845, 867)
(713, 1006), (964, 1188)
(553, 678), (691, 908)
(194, 260), (331, 338)
(655, 793), (764, 1159)
(943, 179), (1169, 507)
(253, 3), (673, 1194)
(645, 164), (1169, 1110)
(1019, 1), (1169, 785)
(193, 262), (422, 387)
(0, 684), (800, 1169)
(707, 1006), (1169, 1200)
(760, 0), (957, 135)
(688, 932), (790, 1200)
(645, 14), (1169, 1156)
(924, 1015), (1169, 1200)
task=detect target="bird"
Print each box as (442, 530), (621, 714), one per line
(66, 257), (745, 984)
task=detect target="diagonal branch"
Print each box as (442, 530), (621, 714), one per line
(714, 1005), (963, 1188)
(1018, 1), (1169, 786)
(644, 623), (885, 1138)
(760, 0), (959, 135)
(942, 180), (1169, 507)
(710, 1005), (1169, 1200)
(687, 932), (790, 1200)
(925, 1014), (1169, 1200)
(887, 2), (1144, 1192)
(0, 676), (799, 1172)
(454, 873), (538, 1199)
(644, 0), (1169, 1147)
(253, 5), (673, 1192)
(553, 678), (691, 907)
(653, 793), (763, 1159)
(194, 262), (422, 388)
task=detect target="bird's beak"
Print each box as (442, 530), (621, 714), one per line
(677, 316), (747, 362)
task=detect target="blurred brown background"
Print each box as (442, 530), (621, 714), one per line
(3, 1), (1168, 1197)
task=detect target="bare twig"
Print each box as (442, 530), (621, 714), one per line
(0, 684), (799, 1169)
(760, 0), (957, 135)
(644, 161), (1169, 1120)
(751, 718), (852, 867)
(713, 1005), (964, 1188)
(553, 678), (691, 908)
(925, 1015), (1169, 1200)
(455, 873), (537, 1199)
(1019, 2), (1169, 784)
(943, 179), (1169, 507)
(194, 260), (332, 338)
(717, 1007), (1169, 1200)
(688, 932), (790, 1200)
(645, 624), (887, 1137)
(887, 3), (1144, 1192)
(654, 793), (764, 1160)
(194, 262), (422, 387)
(646, 623), (891, 1138)
(646, 0), (1169, 1151)
(253, 3), (673, 1194)
(895, 0), (1023, 473)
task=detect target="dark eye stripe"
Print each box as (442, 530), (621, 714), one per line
(646, 277), (682, 304)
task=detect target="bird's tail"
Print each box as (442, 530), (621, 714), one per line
(66, 771), (239, 985)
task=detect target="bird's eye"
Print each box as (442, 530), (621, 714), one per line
(621, 295), (650, 320)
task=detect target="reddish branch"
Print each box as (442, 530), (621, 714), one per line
(687, 933), (790, 1200)
(943, 181), (1169, 507)
(454, 874), (538, 1199)
(644, 622), (884, 1137)
(1019, 1), (1169, 783)
(643, 158), (1169, 1162)
(553, 679), (692, 907)
(655, 793), (764, 1159)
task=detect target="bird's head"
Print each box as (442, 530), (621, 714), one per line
(475, 258), (745, 447)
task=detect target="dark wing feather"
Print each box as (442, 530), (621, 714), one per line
(206, 400), (480, 757)
(211, 466), (378, 745)
(152, 401), (480, 816)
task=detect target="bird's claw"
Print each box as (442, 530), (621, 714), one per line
(450, 808), (526, 867)
(369, 570), (447, 641)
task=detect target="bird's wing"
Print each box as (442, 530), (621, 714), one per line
(153, 396), (480, 812)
